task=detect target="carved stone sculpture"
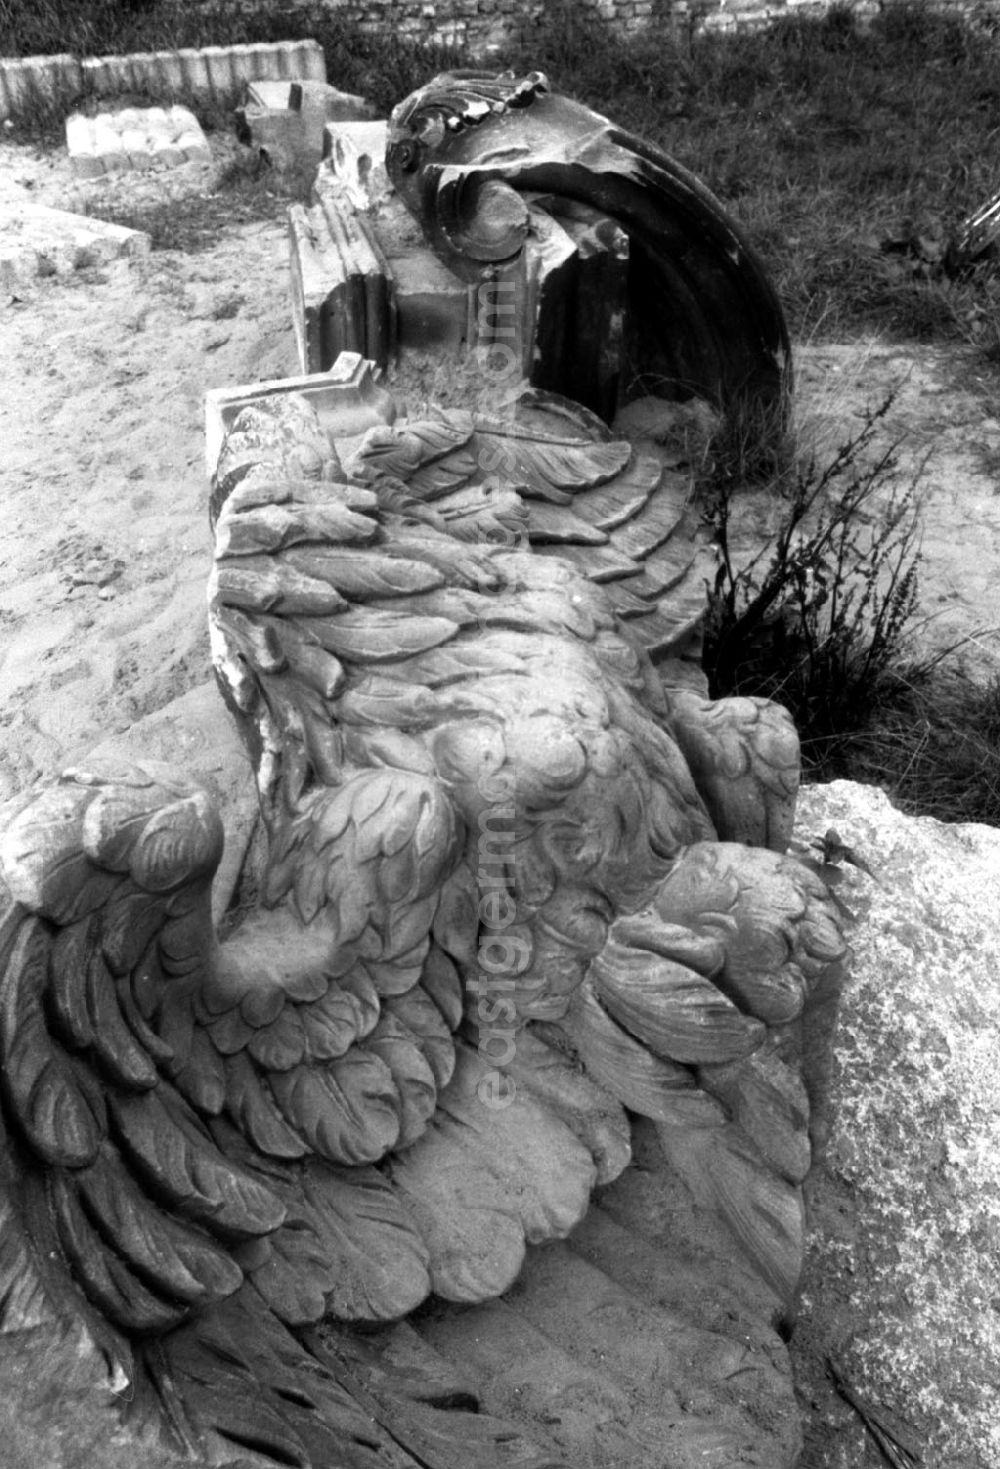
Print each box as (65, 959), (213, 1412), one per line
(0, 377), (845, 1467)
(0, 73), (842, 1469)
(297, 70), (790, 429)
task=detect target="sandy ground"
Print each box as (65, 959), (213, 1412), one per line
(796, 339), (1000, 676)
(0, 136), (297, 800)
(2, 129), (999, 1468)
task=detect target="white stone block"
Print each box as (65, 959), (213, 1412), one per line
(205, 354), (394, 475)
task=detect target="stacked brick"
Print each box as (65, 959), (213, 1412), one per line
(0, 41), (325, 120)
(157, 0), (999, 48)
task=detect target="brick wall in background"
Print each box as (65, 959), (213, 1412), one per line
(176, 0), (985, 51)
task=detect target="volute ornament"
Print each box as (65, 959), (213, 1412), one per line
(386, 69), (791, 423)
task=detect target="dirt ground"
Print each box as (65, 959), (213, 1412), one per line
(2, 128), (999, 1468)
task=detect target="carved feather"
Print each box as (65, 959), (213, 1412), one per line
(436, 1045), (596, 1244)
(52, 1170), (191, 1334)
(216, 499), (379, 558)
(0, 915), (103, 1167)
(268, 1051), (402, 1166)
(389, 1121), (527, 1303)
(109, 1085), (286, 1237)
(554, 979), (701, 1122)
(590, 937), (766, 1066)
(283, 545), (445, 599)
(300, 1163), (432, 1321)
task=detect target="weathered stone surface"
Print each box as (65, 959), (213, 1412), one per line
(66, 105), (211, 176)
(320, 120), (391, 209)
(414, 1114), (804, 1468)
(84, 680), (258, 925)
(236, 80), (376, 171)
(204, 352), (396, 472)
(793, 780), (1000, 1469)
(288, 196), (393, 372)
(0, 202), (149, 290)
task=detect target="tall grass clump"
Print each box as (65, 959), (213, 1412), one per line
(702, 393), (922, 767)
(701, 400), (1000, 824)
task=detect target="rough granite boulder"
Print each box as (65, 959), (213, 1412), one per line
(793, 780), (1000, 1469)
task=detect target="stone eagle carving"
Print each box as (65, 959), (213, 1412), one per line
(0, 380), (845, 1467)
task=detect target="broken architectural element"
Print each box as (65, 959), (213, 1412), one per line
(290, 70), (790, 433)
(236, 78), (378, 172)
(0, 70), (842, 1469)
(0, 366), (845, 1468)
(66, 104), (211, 177)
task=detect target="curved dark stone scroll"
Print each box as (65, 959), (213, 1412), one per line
(386, 70), (791, 426)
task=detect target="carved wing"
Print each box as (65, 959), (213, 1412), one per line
(347, 386), (717, 678)
(0, 382), (846, 1465)
(549, 840), (848, 1300)
(208, 388), (723, 1022)
(0, 761), (588, 1468)
(206, 391), (844, 1315)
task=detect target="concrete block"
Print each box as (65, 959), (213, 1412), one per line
(0, 203), (150, 291)
(169, 104), (212, 164)
(65, 113), (102, 176)
(92, 113), (130, 173)
(235, 106), (302, 170)
(178, 48), (210, 92)
(125, 53), (156, 89)
(204, 353), (396, 474)
(202, 45), (237, 96)
(245, 80), (295, 111)
(245, 43), (277, 82)
(79, 56), (114, 94)
(290, 80), (375, 123)
(238, 82), (377, 171)
(270, 40), (326, 82)
(103, 56), (133, 92)
(66, 105), (211, 178)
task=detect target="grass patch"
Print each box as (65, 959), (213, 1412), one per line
(847, 660), (1000, 823)
(703, 392), (921, 763)
(497, 0), (1000, 347)
(78, 148), (313, 251)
